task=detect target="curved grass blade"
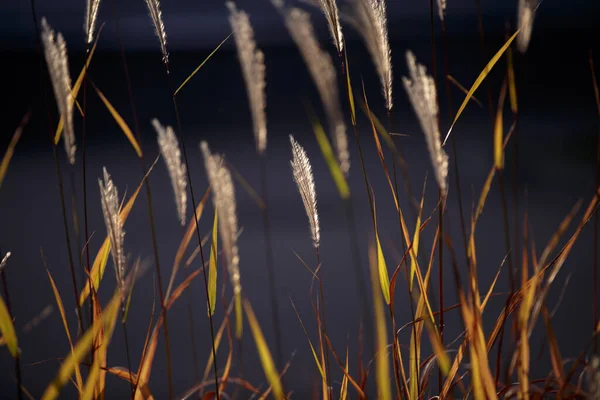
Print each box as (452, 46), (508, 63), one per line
(290, 299), (325, 380)
(174, 32), (233, 96)
(443, 29), (520, 145)
(0, 111), (30, 191)
(208, 210), (218, 316)
(243, 299), (284, 400)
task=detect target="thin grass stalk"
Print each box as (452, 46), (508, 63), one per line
(259, 155), (284, 376)
(32, 7), (85, 347)
(109, 1), (177, 396)
(0, 247), (23, 400)
(121, 308), (135, 396)
(590, 50), (600, 353)
(474, 0), (495, 120)
(315, 246), (333, 400)
(163, 63), (220, 399)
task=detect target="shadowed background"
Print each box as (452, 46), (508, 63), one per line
(1, 0), (600, 398)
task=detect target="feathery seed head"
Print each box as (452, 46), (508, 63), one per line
(144, 0), (169, 64)
(227, 2), (267, 155)
(153, 118), (187, 226)
(517, 0), (536, 53)
(85, 0), (101, 44)
(317, 0), (344, 54)
(98, 167), (126, 289)
(402, 51), (448, 195)
(41, 18), (76, 165)
(281, 7), (350, 175)
(289, 135), (320, 246)
(201, 142), (241, 295)
(0, 252), (11, 272)
(350, 0), (393, 110)
(437, 0), (446, 21)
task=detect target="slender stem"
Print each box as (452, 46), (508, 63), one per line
(121, 309), (135, 397)
(259, 155), (284, 373)
(0, 247), (23, 400)
(315, 246), (332, 400)
(165, 63), (220, 399)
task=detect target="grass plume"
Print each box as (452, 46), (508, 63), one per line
(144, 0), (168, 65)
(517, 0), (536, 53)
(41, 18), (76, 165)
(316, 0), (344, 55)
(84, 0), (101, 44)
(227, 1), (267, 155)
(153, 118), (187, 226)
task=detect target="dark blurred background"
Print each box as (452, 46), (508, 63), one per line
(1, 0), (600, 398)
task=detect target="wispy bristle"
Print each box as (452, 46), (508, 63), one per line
(350, 0), (393, 111)
(402, 51), (448, 195)
(41, 18), (76, 165)
(201, 142), (241, 295)
(517, 0), (536, 53)
(144, 0), (169, 64)
(279, 6), (349, 175)
(289, 135), (320, 246)
(153, 118), (187, 226)
(99, 167), (126, 289)
(85, 0), (101, 44)
(0, 252), (11, 272)
(227, 2), (267, 155)
(437, 0), (446, 21)
(317, 0), (344, 54)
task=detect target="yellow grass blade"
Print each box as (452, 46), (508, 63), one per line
(446, 75), (483, 107)
(92, 83), (142, 157)
(310, 112), (350, 199)
(344, 46), (356, 126)
(41, 285), (122, 400)
(243, 299), (284, 400)
(443, 29), (521, 145)
(369, 242), (391, 400)
(290, 299), (325, 380)
(79, 159), (158, 306)
(208, 210), (218, 316)
(494, 82), (507, 170)
(360, 100), (396, 152)
(506, 42), (518, 114)
(375, 232), (391, 305)
(45, 266), (84, 393)
(54, 23), (104, 144)
(409, 183), (426, 291)
(0, 295), (18, 357)
(0, 112), (30, 191)
(174, 32), (233, 96)
(235, 291), (243, 340)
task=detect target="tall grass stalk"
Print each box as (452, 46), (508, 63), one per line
(590, 50), (600, 352)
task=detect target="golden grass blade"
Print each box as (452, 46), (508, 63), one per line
(235, 291), (243, 340)
(339, 345), (349, 400)
(208, 210), (218, 316)
(506, 43), (518, 114)
(92, 83), (142, 157)
(368, 241), (392, 400)
(174, 32), (233, 96)
(79, 158), (158, 306)
(0, 112), (30, 191)
(542, 307), (566, 387)
(494, 81), (507, 170)
(344, 46), (356, 126)
(44, 265), (84, 393)
(375, 232), (390, 305)
(166, 187), (210, 300)
(54, 23), (104, 144)
(360, 100), (396, 151)
(409, 183), (426, 291)
(41, 284), (122, 400)
(290, 299), (325, 380)
(243, 299), (284, 400)
(443, 29), (520, 145)
(310, 112), (350, 199)
(0, 295), (18, 358)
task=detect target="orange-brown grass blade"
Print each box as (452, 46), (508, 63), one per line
(446, 75), (483, 107)
(243, 299), (284, 400)
(135, 268), (203, 399)
(494, 81), (507, 170)
(54, 23), (105, 144)
(289, 299), (325, 380)
(309, 110), (350, 199)
(368, 240), (392, 400)
(443, 29), (520, 145)
(208, 210), (218, 316)
(174, 32), (233, 96)
(165, 187), (210, 300)
(360, 100), (397, 158)
(91, 82), (142, 157)
(44, 261), (83, 393)
(103, 365), (154, 398)
(41, 283), (122, 400)
(217, 306), (234, 394)
(226, 160), (265, 209)
(322, 333), (366, 398)
(542, 307), (565, 387)
(339, 345), (349, 400)
(0, 294), (17, 358)
(202, 300), (234, 385)
(79, 158), (159, 306)
(0, 111), (30, 190)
